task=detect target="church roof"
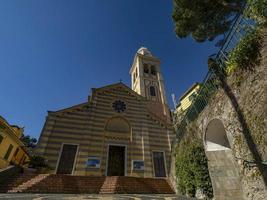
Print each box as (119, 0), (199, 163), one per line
(48, 102), (89, 114)
(48, 82), (144, 114)
(47, 81), (172, 128)
(92, 82), (145, 100)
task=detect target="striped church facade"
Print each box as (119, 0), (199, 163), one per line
(36, 83), (175, 178)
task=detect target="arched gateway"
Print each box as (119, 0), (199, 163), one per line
(204, 119), (243, 200)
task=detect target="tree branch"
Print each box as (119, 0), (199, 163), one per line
(221, 1), (243, 13)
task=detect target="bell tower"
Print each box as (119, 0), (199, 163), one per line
(130, 47), (170, 120)
(130, 47), (167, 104)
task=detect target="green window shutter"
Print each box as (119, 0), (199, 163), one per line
(4, 144), (14, 160)
(13, 147), (19, 157)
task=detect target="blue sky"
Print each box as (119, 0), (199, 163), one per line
(0, 0), (217, 139)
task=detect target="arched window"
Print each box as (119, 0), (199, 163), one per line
(133, 70), (137, 83)
(135, 68), (138, 77)
(133, 74), (136, 83)
(144, 64), (149, 74)
(150, 86), (156, 96)
(151, 65), (156, 75)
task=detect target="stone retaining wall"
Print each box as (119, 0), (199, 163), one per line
(171, 28), (267, 200)
(199, 28), (267, 200)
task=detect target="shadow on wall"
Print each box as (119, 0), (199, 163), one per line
(209, 58), (267, 187)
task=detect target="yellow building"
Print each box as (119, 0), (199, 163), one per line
(172, 83), (200, 124)
(175, 83), (200, 113)
(0, 116), (30, 169)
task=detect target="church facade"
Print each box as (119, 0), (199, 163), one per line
(36, 47), (174, 178)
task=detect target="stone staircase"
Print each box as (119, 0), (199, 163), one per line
(8, 174), (49, 193)
(0, 169), (38, 193)
(99, 176), (118, 194)
(1, 173), (175, 194)
(112, 176), (175, 194)
(25, 175), (106, 193)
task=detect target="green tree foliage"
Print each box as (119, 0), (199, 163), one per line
(176, 141), (213, 198)
(172, 0), (244, 42)
(245, 0), (267, 24)
(29, 155), (47, 169)
(21, 134), (37, 148)
(226, 28), (262, 74)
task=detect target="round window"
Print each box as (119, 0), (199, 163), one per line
(112, 100), (126, 113)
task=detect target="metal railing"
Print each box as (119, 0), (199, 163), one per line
(173, 13), (255, 142)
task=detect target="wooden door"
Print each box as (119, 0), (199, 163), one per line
(107, 145), (125, 176)
(57, 144), (78, 174)
(153, 151), (166, 177)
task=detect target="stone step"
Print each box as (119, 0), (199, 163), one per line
(2, 174), (175, 194)
(0, 172), (38, 193)
(8, 174), (50, 193)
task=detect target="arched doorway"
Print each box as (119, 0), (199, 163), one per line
(105, 117), (131, 176)
(204, 119), (243, 199)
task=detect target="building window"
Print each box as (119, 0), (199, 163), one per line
(4, 144), (13, 160)
(20, 155), (25, 164)
(112, 100), (127, 113)
(20, 155), (27, 165)
(151, 65), (156, 75)
(0, 135), (3, 145)
(13, 147), (19, 157)
(133, 68), (138, 83)
(144, 64), (149, 74)
(150, 86), (156, 96)
(133, 71), (137, 83)
(22, 156), (26, 164)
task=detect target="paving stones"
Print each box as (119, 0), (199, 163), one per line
(0, 194), (195, 200)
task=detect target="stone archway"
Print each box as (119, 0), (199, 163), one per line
(105, 116), (131, 133)
(205, 119), (231, 151)
(104, 117), (131, 176)
(204, 119), (243, 200)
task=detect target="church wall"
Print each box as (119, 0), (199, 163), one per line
(86, 87), (155, 177)
(36, 104), (91, 173)
(36, 84), (174, 178)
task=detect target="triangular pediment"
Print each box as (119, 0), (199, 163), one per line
(92, 82), (145, 100)
(48, 102), (89, 115)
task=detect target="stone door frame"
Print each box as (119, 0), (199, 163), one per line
(151, 150), (167, 178)
(55, 143), (79, 175)
(105, 143), (127, 176)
